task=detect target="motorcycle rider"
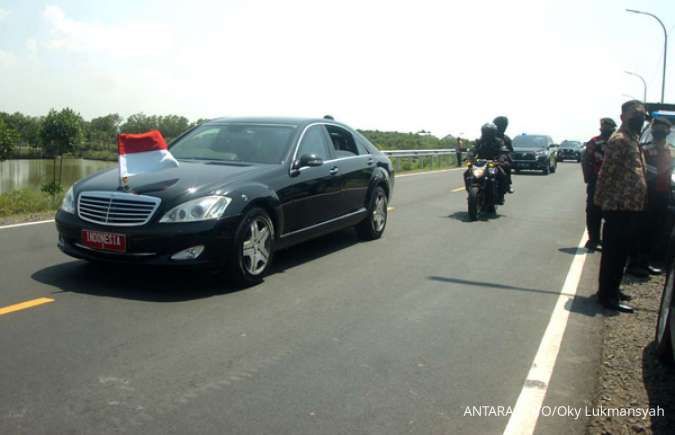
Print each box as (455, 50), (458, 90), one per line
(469, 122), (509, 204)
(493, 116), (515, 193)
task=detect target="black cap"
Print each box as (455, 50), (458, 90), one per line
(600, 117), (617, 127)
(652, 117), (672, 128)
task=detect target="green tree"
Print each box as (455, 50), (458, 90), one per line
(0, 118), (20, 161)
(120, 113), (159, 134)
(40, 108), (84, 195)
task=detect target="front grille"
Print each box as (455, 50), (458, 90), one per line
(78, 191), (161, 226)
(513, 152), (535, 161)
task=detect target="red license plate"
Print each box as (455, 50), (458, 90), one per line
(81, 230), (127, 253)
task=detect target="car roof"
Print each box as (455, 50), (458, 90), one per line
(203, 117), (352, 129)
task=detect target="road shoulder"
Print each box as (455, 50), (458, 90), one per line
(535, 250), (605, 434)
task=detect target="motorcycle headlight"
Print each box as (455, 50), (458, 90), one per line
(61, 186), (75, 214)
(472, 167), (485, 177)
(159, 196), (232, 223)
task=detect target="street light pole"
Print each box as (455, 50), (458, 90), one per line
(624, 71), (647, 102)
(626, 9), (668, 103)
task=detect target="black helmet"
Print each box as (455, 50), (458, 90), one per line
(493, 116), (508, 133)
(481, 122), (498, 139)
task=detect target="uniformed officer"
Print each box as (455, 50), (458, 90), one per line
(629, 117), (673, 275)
(581, 117), (616, 251)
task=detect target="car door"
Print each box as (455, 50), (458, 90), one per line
(325, 124), (373, 215)
(278, 124), (342, 234)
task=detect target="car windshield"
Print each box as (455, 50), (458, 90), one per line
(169, 123), (298, 164)
(512, 135), (549, 148)
(561, 141), (581, 149)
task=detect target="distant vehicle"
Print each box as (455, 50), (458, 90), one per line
(557, 140), (584, 162)
(511, 134), (558, 175)
(55, 117), (395, 287)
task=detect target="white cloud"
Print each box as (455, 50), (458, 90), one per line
(25, 38), (38, 54)
(42, 5), (174, 57)
(0, 50), (17, 67)
(0, 8), (9, 21)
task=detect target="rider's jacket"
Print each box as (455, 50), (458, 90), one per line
(474, 137), (508, 164)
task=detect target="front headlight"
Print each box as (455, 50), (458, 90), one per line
(61, 186), (75, 214)
(472, 167), (485, 178)
(536, 150), (547, 156)
(159, 196), (232, 223)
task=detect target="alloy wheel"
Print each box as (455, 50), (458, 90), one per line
(372, 192), (387, 232)
(242, 216), (272, 276)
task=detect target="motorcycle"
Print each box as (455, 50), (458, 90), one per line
(463, 159), (502, 221)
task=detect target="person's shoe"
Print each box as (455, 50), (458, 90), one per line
(585, 240), (597, 252)
(598, 298), (634, 313)
(618, 290), (632, 301)
(508, 187), (515, 194)
(648, 265), (664, 275)
(626, 265), (649, 278)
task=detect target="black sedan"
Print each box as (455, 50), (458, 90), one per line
(56, 117), (394, 286)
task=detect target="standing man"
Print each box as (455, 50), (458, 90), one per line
(493, 116), (514, 193)
(582, 118), (616, 251)
(594, 100), (648, 313)
(633, 117), (673, 274)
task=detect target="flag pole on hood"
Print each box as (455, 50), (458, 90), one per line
(116, 130), (179, 189)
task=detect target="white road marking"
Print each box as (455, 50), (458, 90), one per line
(396, 167), (464, 178)
(503, 231), (589, 435)
(0, 219), (55, 230)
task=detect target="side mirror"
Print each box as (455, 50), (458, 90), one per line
(298, 153), (324, 168)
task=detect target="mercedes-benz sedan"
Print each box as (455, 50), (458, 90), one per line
(56, 117), (394, 286)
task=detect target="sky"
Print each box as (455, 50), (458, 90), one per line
(0, 0), (673, 142)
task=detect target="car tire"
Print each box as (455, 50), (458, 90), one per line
(228, 207), (275, 288)
(356, 186), (388, 241)
(656, 259), (675, 363)
(543, 164), (550, 175)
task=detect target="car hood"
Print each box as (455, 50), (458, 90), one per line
(513, 147), (547, 153)
(74, 161), (279, 202)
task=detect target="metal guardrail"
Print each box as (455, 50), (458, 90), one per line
(382, 149), (462, 171)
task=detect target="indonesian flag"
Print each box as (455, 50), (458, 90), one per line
(117, 130), (179, 184)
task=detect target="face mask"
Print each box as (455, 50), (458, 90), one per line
(627, 116), (645, 133)
(652, 130), (669, 141)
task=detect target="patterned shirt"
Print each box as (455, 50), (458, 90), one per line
(593, 127), (647, 211)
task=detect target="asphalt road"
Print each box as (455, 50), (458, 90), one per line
(0, 163), (593, 434)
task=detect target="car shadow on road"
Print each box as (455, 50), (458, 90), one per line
(31, 229), (360, 302)
(642, 342), (675, 433)
(428, 276), (576, 298)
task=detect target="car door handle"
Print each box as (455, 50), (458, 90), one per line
(367, 158), (375, 166)
(329, 166), (340, 176)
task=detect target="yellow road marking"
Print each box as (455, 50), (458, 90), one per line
(451, 187), (465, 192)
(387, 206), (395, 211)
(0, 297), (54, 316)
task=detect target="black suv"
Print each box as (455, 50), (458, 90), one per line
(557, 140), (583, 162)
(511, 134), (558, 175)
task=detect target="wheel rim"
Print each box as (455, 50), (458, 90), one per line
(657, 261), (675, 343)
(372, 192), (387, 232)
(242, 216), (272, 276)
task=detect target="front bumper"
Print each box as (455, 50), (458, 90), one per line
(55, 210), (241, 267)
(512, 158), (548, 170)
(558, 151), (580, 160)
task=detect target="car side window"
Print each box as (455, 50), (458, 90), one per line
(326, 125), (360, 157)
(298, 125), (331, 161)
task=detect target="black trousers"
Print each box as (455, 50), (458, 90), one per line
(598, 211), (641, 301)
(586, 182), (602, 243)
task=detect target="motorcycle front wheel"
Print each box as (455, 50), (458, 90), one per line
(468, 186), (479, 221)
